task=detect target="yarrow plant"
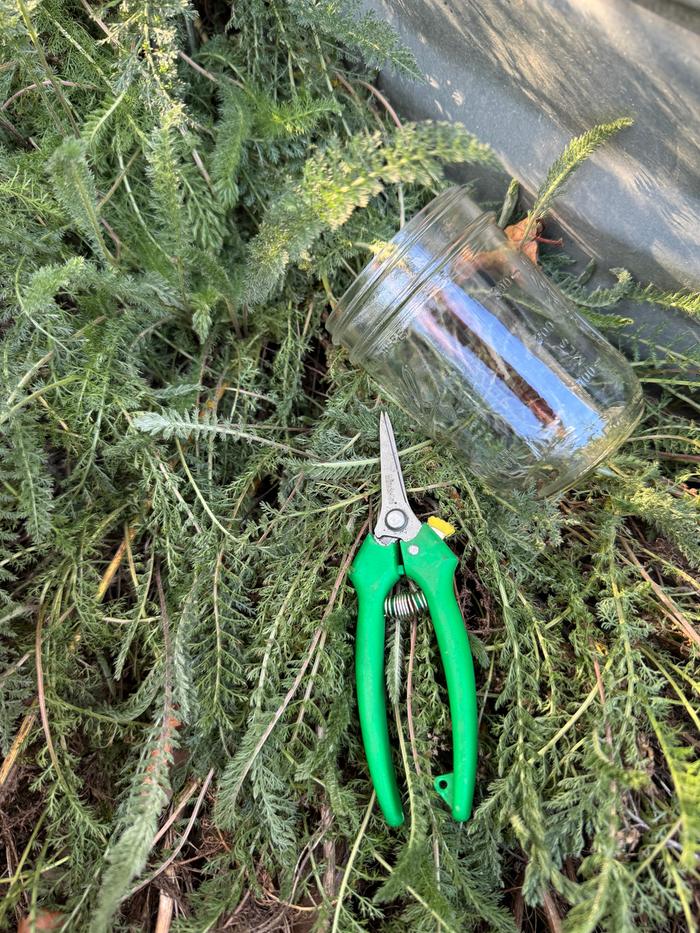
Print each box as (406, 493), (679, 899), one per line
(0, 1), (698, 931)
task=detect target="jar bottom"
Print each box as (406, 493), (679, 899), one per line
(535, 390), (644, 497)
(485, 389), (644, 498)
(384, 381), (643, 499)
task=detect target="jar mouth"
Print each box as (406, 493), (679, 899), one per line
(327, 185), (486, 349)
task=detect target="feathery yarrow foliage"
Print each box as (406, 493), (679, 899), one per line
(0, 1), (699, 931)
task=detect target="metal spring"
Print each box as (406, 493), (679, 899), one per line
(384, 590), (428, 620)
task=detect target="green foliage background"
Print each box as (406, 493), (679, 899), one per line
(0, 1), (698, 930)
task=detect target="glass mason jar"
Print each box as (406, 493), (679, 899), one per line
(327, 187), (643, 497)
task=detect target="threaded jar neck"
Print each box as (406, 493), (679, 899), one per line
(327, 186), (489, 360)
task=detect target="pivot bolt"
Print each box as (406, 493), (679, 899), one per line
(385, 508), (407, 531)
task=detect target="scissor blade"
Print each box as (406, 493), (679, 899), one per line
(380, 411), (408, 505)
(374, 413), (421, 543)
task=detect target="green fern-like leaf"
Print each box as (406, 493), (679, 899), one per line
(628, 282), (700, 317)
(81, 91), (128, 152)
(133, 408), (304, 455)
(528, 119), (633, 226)
(648, 712), (700, 871)
(211, 85), (251, 210)
(9, 420), (54, 544)
(284, 0), (419, 75)
(146, 110), (188, 260)
(46, 137), (112, 262)
(91, 706), (178, 933)
(556, 267), (634, 309)
(253, 89), (341, 138)
(579, 309), (634, 330)
(190, 286), (218, 343)
(242, 121), (495, 304)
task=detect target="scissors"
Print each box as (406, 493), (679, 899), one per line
(349, 412), (478, 826)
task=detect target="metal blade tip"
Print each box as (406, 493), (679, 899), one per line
(374, 412), (421, 542)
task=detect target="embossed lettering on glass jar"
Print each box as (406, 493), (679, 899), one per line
(327, 187), (643, 497)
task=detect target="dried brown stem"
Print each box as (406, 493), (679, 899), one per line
(35, 609), (62, 779)
(154, 891), (175, 933)
(1, 80), (86, 111)
(0, 707), (37, 788)
(152, 778), (200, 847)
(96, 523), (138, 602)
(356, 79), (403, 129)
(128, 769), (214, 898)
(541, 890), (563, 933)
(620, 539), (700, 648)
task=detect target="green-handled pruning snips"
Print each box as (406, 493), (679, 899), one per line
(349, 413), (478, 827)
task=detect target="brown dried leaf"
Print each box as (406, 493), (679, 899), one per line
(18, 912), (63, 933)
(504, 218), (539, 264)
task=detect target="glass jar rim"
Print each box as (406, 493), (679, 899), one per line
(326, 185), (495, 358)
(327, 186), (488, 346)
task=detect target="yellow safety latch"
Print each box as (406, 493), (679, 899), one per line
(428, 516), (456, 539)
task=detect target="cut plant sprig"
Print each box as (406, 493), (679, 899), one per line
(521, 118), (634, 243)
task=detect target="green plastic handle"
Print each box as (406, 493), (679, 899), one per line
(350, 525), (478, 825)
(349, 535), (404, 826)
(401, 524), (478, 821)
